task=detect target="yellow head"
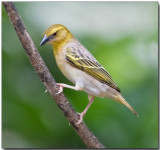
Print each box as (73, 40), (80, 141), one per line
(40, 24), (73, 48)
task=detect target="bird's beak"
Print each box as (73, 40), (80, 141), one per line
(40, 34), (49, 46)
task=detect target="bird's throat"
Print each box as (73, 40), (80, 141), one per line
(52, 34), (73, 56)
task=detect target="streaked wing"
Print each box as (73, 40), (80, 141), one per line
(66, 47), (120, 92)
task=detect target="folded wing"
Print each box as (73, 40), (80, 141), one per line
(66, 47), (121, 92)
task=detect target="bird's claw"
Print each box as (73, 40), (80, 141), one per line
(56, 83), (63, 94)
(76, 113), (83, 125)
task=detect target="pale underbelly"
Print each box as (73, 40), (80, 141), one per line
(58, 62), (117, 98)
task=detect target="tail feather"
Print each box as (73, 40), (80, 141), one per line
(115, 94), (139, 117)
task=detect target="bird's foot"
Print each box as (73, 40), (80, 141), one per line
(76, 113), (84, 125)
(56, 83), (63, 94)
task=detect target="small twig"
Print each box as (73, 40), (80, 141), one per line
(3, 2), (105, 148)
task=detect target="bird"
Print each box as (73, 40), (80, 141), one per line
(40, 24), (139, 124)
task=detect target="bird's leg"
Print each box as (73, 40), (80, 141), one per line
(56, 83), (82, 94)
(77, 95), (95, 124)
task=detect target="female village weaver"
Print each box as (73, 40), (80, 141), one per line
(40, 24), (138, 124)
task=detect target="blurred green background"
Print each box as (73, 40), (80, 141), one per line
(2, 2), (158, 148)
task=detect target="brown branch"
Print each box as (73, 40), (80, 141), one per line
(3, 2), (105, 148)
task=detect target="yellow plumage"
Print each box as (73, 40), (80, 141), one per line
(40, 24), (139, 124)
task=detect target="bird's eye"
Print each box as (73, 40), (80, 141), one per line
(53, 31), (58, 36)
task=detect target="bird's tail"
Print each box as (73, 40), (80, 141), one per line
(114, 94), (139, 117)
